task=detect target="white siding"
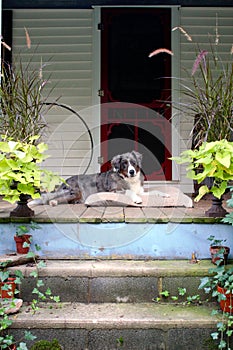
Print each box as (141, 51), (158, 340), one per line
(178, 7), (233, 192)
(13, 9), (95, 177)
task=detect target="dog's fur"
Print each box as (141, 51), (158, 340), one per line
(31, 151), (144, 206)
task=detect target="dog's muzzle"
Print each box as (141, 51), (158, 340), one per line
(128, 169), (136, 177)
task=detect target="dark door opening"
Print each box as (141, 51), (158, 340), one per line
(100, 8), (172, 180)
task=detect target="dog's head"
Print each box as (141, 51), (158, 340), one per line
(111, 151), (142, 178)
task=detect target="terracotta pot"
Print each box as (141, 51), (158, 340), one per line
(14, 234), (32, 254)
(0, 277), (16, 299)
(210, 245), (230, 265)
(9, 345), (16, 350)
(217, 285), (233, 314)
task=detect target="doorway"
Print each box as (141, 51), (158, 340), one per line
(100, 8), (172, 180)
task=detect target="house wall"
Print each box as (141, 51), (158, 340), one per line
(13, 9), (96, 176)
(11, 7), (233, 192)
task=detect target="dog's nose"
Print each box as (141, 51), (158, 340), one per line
(129, 169), (135, 176)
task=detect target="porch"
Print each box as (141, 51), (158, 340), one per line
(0, 196), (229, 223)
(0, 197), (232, 261)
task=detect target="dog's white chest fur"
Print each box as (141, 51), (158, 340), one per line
(124, 172), (143, 195)
(124, 172), (144, 204)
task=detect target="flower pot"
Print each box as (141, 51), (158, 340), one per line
(10, 193), (34, 218)
(0, 277), (16, 299)
(205, 195), (228, 218)
(14, 234), (32, 254)
(210, 245), (230, 265)
(217, 285), (233, 314)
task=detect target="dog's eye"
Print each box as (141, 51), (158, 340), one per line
(122, 161), (128, 169)
(131, 161), (136, 167)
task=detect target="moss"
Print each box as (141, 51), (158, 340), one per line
(30, 339), (62, 350)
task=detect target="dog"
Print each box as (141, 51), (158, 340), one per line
(30, 150), (144, 206)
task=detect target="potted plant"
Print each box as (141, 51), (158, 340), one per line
(200, 264), (233, 314)
(199, 263), (233, 349)
(171, 139), (233, 217)
(0, 267), (23, 299)
(14, 222), (40, 254)
(0, 270), (16, 299)
(172, 30), (233, 199)
(0, 45), (62, 217)
(208, 235), (230, 265)
(0, 136), (62, 217)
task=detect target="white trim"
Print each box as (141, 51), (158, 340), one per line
(171, 6), (181, 181)
(92, 7), (101, 172)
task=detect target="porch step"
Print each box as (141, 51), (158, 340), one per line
(7, 259), (231, 349)
(10, 302), (221, 350)
(9, 259), (219, 303)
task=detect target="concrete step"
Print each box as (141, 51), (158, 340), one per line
(8, 259), (220, 303)
(10, 301), (222, 350)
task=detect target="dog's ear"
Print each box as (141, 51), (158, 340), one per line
(132, 151), (142, 167)
(111, 155), (122, 172)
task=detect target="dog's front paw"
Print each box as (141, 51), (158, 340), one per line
(134, 195), (142, 204)
(125, 190), (142, 204)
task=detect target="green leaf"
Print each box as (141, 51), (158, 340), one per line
(17, 342), (28, 350)
(195, 185), (209, 201)
(8, 140), (18, 152)
(216, 151), (231, 168)
(36, 279), (44, 288)
(211, 332), (219, 340)
(37, 142), (48, 153)
(24, 330), (37, 341)
(45, 288), (52, 296)
(29, 271), (38, 278)
(37, 261), (46, 269)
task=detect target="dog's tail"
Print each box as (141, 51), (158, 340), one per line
(28, 189), (70, 206)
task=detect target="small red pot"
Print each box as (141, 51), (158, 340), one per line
(14, 234), (32, 254)
(210, 246), (230, 265)
(0, 277), (16, 299)
(217, 285), (233, 314)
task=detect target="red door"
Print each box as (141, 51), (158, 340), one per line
(100, 8), (172, 180)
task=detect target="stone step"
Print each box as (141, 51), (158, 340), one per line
(10, 301), (223, 350)
(8, 259), (220, 303)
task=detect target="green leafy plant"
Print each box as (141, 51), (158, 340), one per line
(171, 139), (233, 201)
(116, 336), (124, 348)
(28, 258), (60, 314)
(152, 287), (201, 305)
(0, 263), (36, 349)
(199, 253), (233, 349)
(15, 222), (41, 237)
(0, 243), (61, 349)
(0, 136), (62, 204)
(208, 236), (227, 248)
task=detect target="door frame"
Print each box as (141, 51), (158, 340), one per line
(92, 5), (180, 182)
